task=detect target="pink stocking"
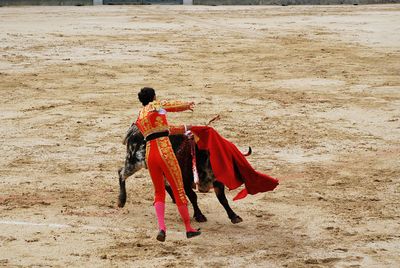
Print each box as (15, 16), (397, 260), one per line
(154, 202), (166, 231)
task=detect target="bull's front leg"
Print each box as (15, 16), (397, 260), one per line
(184, 183), (207, 222)
(213, 181), (243, 224)
(165, 180), (207, 222)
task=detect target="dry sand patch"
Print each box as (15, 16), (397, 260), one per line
(0, 4), (399, 267)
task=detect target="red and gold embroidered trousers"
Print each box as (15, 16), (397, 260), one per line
(136, 100), (190, 206)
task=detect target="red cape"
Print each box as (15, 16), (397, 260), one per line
(191, 126), (279, 201)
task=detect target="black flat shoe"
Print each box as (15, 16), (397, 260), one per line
(186, 229), (201, 239)
(156, 230), (166, 242)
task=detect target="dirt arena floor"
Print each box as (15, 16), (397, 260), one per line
(0, 4), (399, 267)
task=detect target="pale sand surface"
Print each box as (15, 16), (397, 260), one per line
(0, 4), (399, 267)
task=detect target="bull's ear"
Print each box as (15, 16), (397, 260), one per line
(123, 125), (136, 145)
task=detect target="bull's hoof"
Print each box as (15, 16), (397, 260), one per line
(194, 214), (207, 222)
(117, 196), (126, 208)
(230, 215), (243, 224)
(117, 189), (126, 208)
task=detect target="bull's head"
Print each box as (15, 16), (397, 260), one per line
(195, 150), (215, 193)
(193, 146), (251, 193)
(120, 124), (147, 180)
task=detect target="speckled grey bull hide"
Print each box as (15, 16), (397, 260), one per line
(117, 124), (244, 224)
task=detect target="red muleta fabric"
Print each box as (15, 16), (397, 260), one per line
(190, 126), (279, 201)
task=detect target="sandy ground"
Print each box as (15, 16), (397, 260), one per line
(0, 4), (399, 267)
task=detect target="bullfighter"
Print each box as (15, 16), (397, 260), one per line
(135, 87), (201, 242)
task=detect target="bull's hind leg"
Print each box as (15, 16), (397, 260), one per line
(213, 181), (243, 224)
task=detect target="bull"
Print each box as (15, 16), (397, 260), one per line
(117, 125), (247, 224)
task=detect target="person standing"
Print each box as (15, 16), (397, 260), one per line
(135, 87), (201, 242)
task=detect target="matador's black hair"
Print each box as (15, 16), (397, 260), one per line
(138, 87), (155, 106)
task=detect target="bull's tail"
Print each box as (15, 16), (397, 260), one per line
(242, 147), (252, 157)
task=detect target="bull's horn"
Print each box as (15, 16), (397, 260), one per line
(242, 146), (252, 156)
(206, 114), (221, 126)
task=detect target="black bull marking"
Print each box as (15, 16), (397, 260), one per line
(118, 125), (246, 224)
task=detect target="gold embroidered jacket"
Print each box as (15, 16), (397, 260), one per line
(136, 100), (191, 138)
